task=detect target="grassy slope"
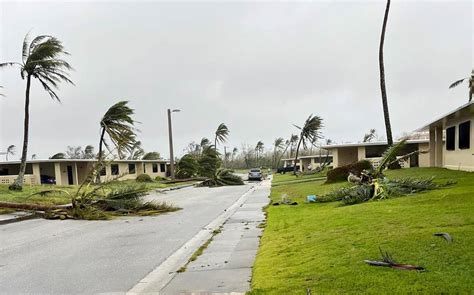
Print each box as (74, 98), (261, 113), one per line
(251, 168), (474, 294)
(0, 180), (196, 206)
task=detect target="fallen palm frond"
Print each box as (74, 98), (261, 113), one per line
(364, 248), (425, 271)
(199, 169), (244, 187)
(434, 232), (453, 243)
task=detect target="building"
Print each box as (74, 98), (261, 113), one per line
(320, 139), (430, 169)
(418, 101), (473, 171)
(281, 153), (333, 172)
(0, 159), (170, 186)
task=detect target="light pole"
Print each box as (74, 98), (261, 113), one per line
(167, 108), (180, 180)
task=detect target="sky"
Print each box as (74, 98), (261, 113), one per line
(0, 0), (472, 160)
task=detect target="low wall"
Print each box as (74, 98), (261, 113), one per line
(0, 175), (39, 185)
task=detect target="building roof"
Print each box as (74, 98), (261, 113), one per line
(321, 139), (429, 149)
(417, 101), (474, 131)
(0, 158), (169, 165)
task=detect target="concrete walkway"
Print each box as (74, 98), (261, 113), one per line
(132, 177), (271, 294)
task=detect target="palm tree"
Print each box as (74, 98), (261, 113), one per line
(128, 141), (145, 160)
(289, 134), (299, 157)
(378, 0), (394, 146)
(214, 123), (229, 150)
(1, 34), (73, 190)
(83, 145), (95, 159)
(98, 101), (137, 180)
(293, 114), (323, 174)
(363, 129), (377, 142)
(5, 145), (16, 161)
(143, 151), (161, 160)
(231, 147), (238, 163)
(255, 141), (264, 167)
(449, 70), (474, 102)
(272, 137), (284, 168)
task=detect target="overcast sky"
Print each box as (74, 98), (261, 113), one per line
(0, 0), (472, 160)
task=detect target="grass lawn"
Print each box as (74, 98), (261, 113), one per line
(251, 168), (474, 294)
(0, 180), (197, 208)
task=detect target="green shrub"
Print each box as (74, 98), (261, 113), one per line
(136, 174), (153, 182)
(155, 176), (169, 181)
(326, 160), (373, 183)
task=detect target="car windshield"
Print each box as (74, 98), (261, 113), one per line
(250, 169), (261, 172)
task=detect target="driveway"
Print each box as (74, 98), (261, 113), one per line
(0, 183), (255, 294)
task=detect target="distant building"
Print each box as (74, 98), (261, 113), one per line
(418, 101), (473, 171)
(0, 159), (169, 186)
(281, 153), (333, 172)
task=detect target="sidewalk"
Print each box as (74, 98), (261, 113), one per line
(132, 177), (271, 294)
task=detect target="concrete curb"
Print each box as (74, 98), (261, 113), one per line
(0, 212), (38, 225)
(127, 184), (258, 294)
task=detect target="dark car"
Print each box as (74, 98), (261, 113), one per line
(40, 175), (56, 185)
(276, 166), (298, 174)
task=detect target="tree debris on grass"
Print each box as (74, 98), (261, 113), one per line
(364, 248), (425, 271)
(434, 232), (453, 243)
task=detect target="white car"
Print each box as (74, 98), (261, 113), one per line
(248, 168), (263, 181)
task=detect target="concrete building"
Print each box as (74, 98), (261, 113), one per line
(281, 153), (333, 172)
(418, 101), (473, 171)
(0, 159), (169, 186)
(320, 140), (430, 169)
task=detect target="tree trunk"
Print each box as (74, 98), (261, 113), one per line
(9, 75), (32, 191)
(379, 0), (393, 146)
(96, 127), (106, 183)
(293, 137), (303, 175)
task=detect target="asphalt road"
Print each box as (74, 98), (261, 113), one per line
(0, 183), (255, 294)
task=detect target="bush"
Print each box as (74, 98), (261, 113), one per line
(136, 174), (153, 183)
(326, 160), (373, 183)
(155, 176), (169, 181)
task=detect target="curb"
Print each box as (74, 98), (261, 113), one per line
(0, 212), (38, 225)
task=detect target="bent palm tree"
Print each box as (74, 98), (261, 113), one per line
(97, 101), (137, 181)
(1, 34), (73, 190)
(449, 70), (474, 102)
(255, 141), (264, 167)
(293, 115), (323, 174)
(214, 123), (229, 150)
(272, 137), (284, 168)
(5, 145), (16, 161)
(289, 134), (299, 157)
(379, 0), (394, 145)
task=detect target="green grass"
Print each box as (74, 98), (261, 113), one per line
(0, 180), (196, 208)
(251, 168), (474, 294)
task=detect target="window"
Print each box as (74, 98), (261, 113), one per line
(152, 163), (158, 173)
(111, 164), (119, 175)
(160, 163), (166, 172)
(100, 167), (106, 176)
(446, 126), (455, 151)
(128, 163), (136, 174)
(459, 121), (471, 149)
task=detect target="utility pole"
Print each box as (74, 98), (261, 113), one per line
(167, 108), (180, 180)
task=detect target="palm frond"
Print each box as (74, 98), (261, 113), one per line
(449, 78), (466, 89)
(376, 139), (406, 175)
(215, 123), (229, 144)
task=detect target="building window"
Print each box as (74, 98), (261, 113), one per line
(446, 126), (455, 151)
(111, 164), (119, 175)
(160, 163), (166, 172)
(100, 167), (106, 176)
(152, 163), (158, 173)
(459, 121), (471, 149)
(128, 163), (136, 174)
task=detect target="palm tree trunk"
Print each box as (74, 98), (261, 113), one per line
(379, 0), (393, 146)
(9, 75), (31, 191)
(293, 137), (303, 175)
(96, 127), (106, 183)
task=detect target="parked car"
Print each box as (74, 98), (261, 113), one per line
(40, 175), (56, 185)
(276, 166), (298, 174)
(248, 168), (263, 181)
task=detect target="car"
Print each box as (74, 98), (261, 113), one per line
(276, 166), (298, 174)
(248, 168), (263, 181)
(40, 174), (56, 185)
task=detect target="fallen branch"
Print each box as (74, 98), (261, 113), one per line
(364, 248), (424, 271)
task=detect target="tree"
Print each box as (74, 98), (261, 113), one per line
(214, 123), (229, 150)
(65, 146), (83, 159)
(293, 114), (323, 174)
(98, 101), (137, 181)
(142, 152), (161, 160)
(363, 129), (377, 142)
(176, 154), (198, 179)
(31, 154), (37, 160)
(198, 145), (221, 178)
(5, 145), (16, 161)
(83, 145), (95, 159)
(289, 134), (299, 157)
(1, 34), (73, 190)
(271, 138), (284, 168)
(449, 70), (474, 102)
(378, 0), (394, 146)
(255, 141), (264, 167)
(128, 141), (145, 160)
(50, 152), (66, 159)
(232, 147), (238, 162)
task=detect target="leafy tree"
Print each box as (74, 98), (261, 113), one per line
(142, 152), (161, 160)
(449, 70), (474, 102)
(293, 114), (323, 174)
(5, 145), (16, 161)
(98, 101), (136, 164)
(214, 123), (229, 150)
(378, 0), (394, 145)
(198, 145), (221, 178)
(50, 152), (66, 159)
(65, 146), (83, 159)
(1, 34), (73, 190)
(176, 154), (198, 179)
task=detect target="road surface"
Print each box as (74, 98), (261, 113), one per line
(0, 183), (255, 294)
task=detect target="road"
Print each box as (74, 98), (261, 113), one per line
(0, 183), (256, 294)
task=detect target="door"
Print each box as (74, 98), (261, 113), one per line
(67, 165), (74, 185)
